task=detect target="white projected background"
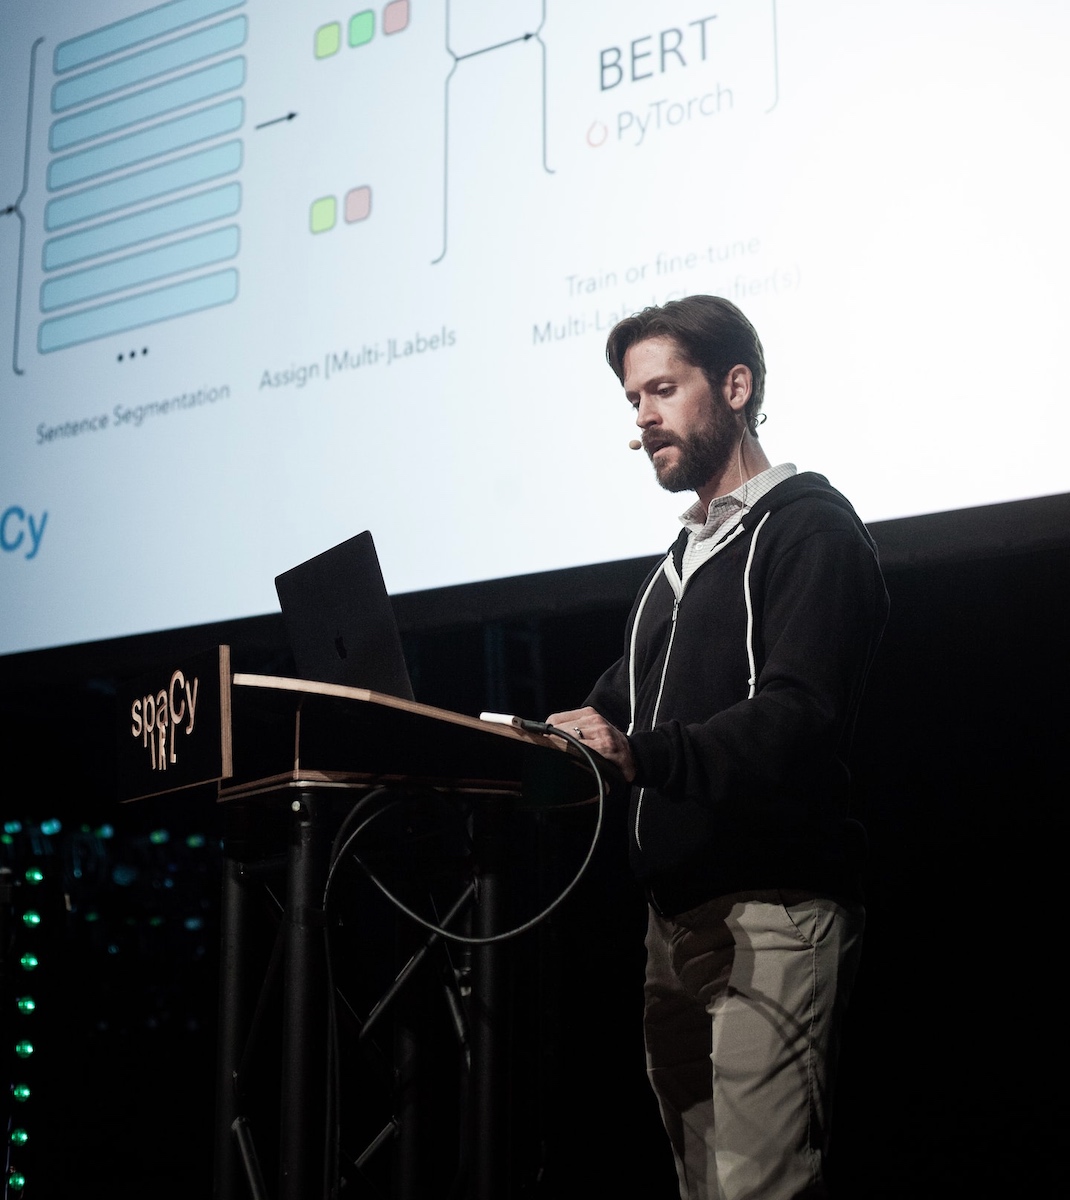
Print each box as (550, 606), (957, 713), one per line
(1, 0), (1067, 655)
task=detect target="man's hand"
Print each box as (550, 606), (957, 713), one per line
(545, 706), (636, 783)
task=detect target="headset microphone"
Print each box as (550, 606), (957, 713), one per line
(628, 439), (642, 450)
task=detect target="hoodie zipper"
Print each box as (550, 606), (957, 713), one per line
(633, 593), (679, 852)
(630, 516), (765, 857)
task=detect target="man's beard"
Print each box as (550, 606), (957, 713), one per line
(647, 401), (738, 494)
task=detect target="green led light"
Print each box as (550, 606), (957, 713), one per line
(14, 1040), (33, 1058)
(149, 828), (170, 845)
(19, 953), (38, 971)
(40, 818), (62, 836)
(1, 834), (12, 846)
(7, 1171), (26, 1192)
(21, 911), (41, 928)
(3, 820), (21, 834)
(84, 911), (100, 923)
(13, 1083), (31, 1102)
(10, 1128), (28, 1147)
(16, 996), (36, 1015)
(186, 833), (206, 848)
(24, 867), (44, 885)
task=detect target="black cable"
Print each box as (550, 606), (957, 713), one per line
(318, 732), (610, 1195)
(331, 728), (609, 946)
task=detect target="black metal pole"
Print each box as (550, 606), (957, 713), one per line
(394, 968), (421, 1200)
(214, 809), (265, 1200)
(470, 795), (513, 1200)
(279, 790), (331, 1200)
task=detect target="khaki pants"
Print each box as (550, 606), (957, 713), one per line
(644, 891), (865, 1200)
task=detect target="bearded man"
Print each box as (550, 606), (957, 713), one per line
(548, 295), (889, 1200)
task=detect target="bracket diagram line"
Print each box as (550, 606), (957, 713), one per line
(433, 0), (553, 265)
(431, 57), (457, 267)
(11, 37), (44, 377)
(537, 31), (554, 174)
(765, 0), (780, 114)
(533, 1), (553, 176)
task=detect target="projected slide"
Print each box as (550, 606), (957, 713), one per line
(2, 0), (1069, 655)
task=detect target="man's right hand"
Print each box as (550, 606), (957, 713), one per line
(545, 706), (636, 783)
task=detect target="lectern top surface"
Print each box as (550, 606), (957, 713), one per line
(226, 673), (604, 810)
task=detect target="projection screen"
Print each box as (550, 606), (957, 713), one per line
(2, 0), (1067, 655)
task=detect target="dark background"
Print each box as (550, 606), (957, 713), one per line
(1, 492), (1066, 1199)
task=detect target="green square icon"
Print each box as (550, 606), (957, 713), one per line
(349, 11), (374, 47)
(310, 196), (337, 233)
(314, 22), (341, 59)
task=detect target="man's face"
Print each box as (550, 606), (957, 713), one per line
(622, 336), (738, 496)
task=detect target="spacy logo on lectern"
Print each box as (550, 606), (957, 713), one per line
(129, 668), (200, 772)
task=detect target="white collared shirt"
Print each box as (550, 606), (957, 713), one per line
(678, 462), (797, 582)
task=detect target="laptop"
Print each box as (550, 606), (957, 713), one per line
(274, 530), (415, 701)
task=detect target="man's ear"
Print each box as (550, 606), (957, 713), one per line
(721, 365), (752, 414)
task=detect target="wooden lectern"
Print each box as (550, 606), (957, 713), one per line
(118, 647), (601, 1200)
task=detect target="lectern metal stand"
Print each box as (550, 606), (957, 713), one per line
(117, 651), (598, 1200)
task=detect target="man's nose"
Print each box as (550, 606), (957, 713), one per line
(635, 395), (660, 427)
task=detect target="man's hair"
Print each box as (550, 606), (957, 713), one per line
(605, 295), (767, 432)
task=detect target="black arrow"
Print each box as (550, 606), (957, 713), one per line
(255, 111), (297, 129)
(456, 32), (534, 61)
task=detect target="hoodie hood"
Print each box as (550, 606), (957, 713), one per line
(669, 471), (878, 576)
(743, 471), (875, 545)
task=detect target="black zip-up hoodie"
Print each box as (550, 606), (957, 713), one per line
(586, 472), (889, 917)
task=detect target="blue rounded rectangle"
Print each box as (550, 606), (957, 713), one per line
(38, 268), (239, 353)
(49, 56), (245, 152)
(43, 182), (241, 271)
(48, 99), (244, 191)
(45, 140), (242, 231)
(54, 0), (245, 74)
(41, 225), (240, 312)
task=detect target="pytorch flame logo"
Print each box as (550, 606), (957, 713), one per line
(130, 669), (199, 772)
